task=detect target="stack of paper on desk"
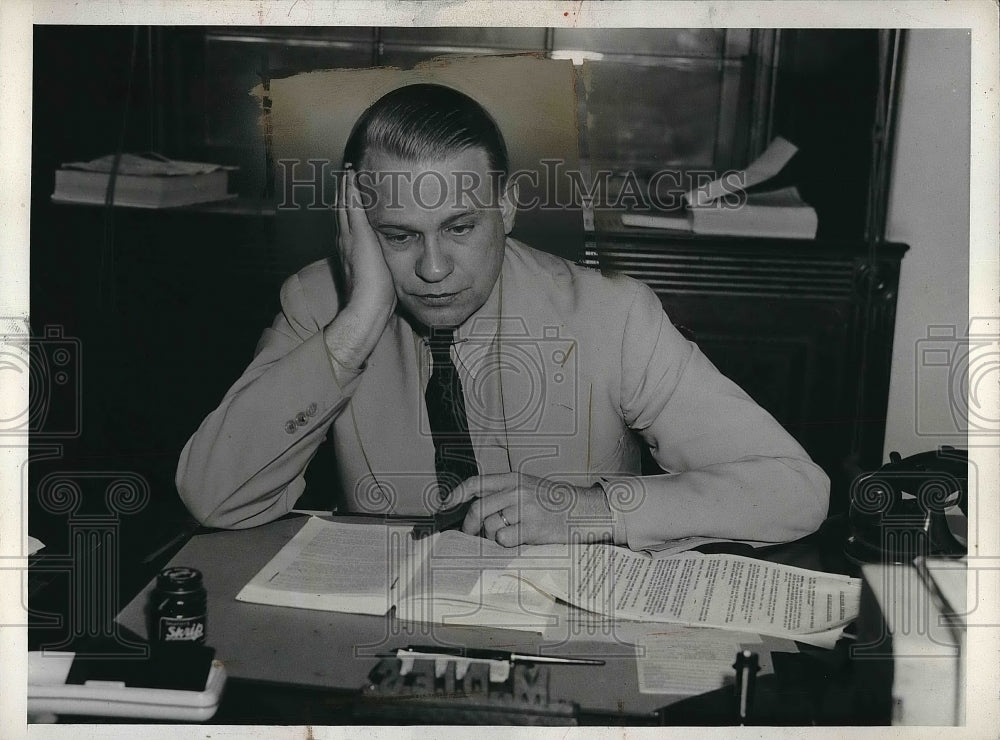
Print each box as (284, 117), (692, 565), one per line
(236, 517), (567, 631)
(528, 543), (860, 648)
(635, 627), (771, 695)
(237, 517), (860, 645)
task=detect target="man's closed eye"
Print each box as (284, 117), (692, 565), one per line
(381, 231), (415, 246)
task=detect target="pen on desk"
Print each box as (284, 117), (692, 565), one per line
(733, 649), (759, 726)
(141, 525), (197, 565)
(399, 645), (605, 666)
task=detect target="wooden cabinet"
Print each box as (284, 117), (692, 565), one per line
(38, 201), (287, 459)
(587, 218), (907, 513)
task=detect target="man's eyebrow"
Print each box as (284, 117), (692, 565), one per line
(372, 221), (413, 232)
(440, 209), (477, 226)
(373, 208), (477, 231)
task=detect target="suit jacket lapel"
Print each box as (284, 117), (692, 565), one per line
(493, 251), (591, 483)
(348, 315), (437, 495)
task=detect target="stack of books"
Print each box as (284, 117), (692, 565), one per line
(52, 153), (236, 209)
(622, 185), (818, 240)
(620, 137), (818, 239)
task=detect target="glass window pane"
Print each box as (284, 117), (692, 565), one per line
(582, 59), (724, 174)
(206, 26), (374, 43)
(379, 47), (536, 69)
(266, 42), (374, 76)
(190, 27), (761, 207)
(553, 28), (725, 57)
(381, 27), (547, 50)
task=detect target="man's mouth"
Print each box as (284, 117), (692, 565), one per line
(413, 290), (464, 306)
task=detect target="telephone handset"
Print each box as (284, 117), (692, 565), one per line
(844, 446), (968, 565)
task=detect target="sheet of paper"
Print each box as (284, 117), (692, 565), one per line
(759, 634), (800, 655)
(742, 185), (805, 206)
(396, 531), (568, 630)
(236, 516), (413, 615)
(406, 531), (569, 593)
(636, 628), (772, 695)
(542, 601), (660, 646)
(685, 136), (798, 207)
(409, 570), (560, 631)
(530, 546), (860, 648)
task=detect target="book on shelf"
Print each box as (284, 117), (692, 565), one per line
(235, 516), (860, 645)
(620, 136), (818, 239)
(52, 153), (236, 209)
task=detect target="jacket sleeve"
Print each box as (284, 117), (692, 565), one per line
(176, 272), (363, 529)
(600, 281), (830, 550)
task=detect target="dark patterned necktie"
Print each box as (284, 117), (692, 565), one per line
(425, 328), (479, 500)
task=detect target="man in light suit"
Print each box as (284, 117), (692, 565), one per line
(177, 84), (829, 550)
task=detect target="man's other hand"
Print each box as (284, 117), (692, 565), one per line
(446, 472), (613, 546)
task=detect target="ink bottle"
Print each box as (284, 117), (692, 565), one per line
(148, 566), (207, 648)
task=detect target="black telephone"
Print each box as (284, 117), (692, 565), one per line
(844, 446), (968, 565)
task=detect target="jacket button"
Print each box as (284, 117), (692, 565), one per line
(284, 420), (297, 434)
(295, 412), (308, 426)
(306, 402), (318, 417)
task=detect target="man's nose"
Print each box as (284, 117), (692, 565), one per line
(415, 237), (453, 283)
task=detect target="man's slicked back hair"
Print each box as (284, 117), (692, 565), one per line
(343, 84), (509, 183)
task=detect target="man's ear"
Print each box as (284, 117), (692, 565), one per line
(500, 181), (518, 235)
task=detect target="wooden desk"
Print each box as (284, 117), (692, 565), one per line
(116, 516), (659, 718)
(114, 514), (878, 725)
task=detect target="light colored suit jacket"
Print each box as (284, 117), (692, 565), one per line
(177, 239), (829, 549)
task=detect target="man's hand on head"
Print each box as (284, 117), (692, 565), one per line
(445, 472), (614, 547)
(324, 168), (397, 374)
